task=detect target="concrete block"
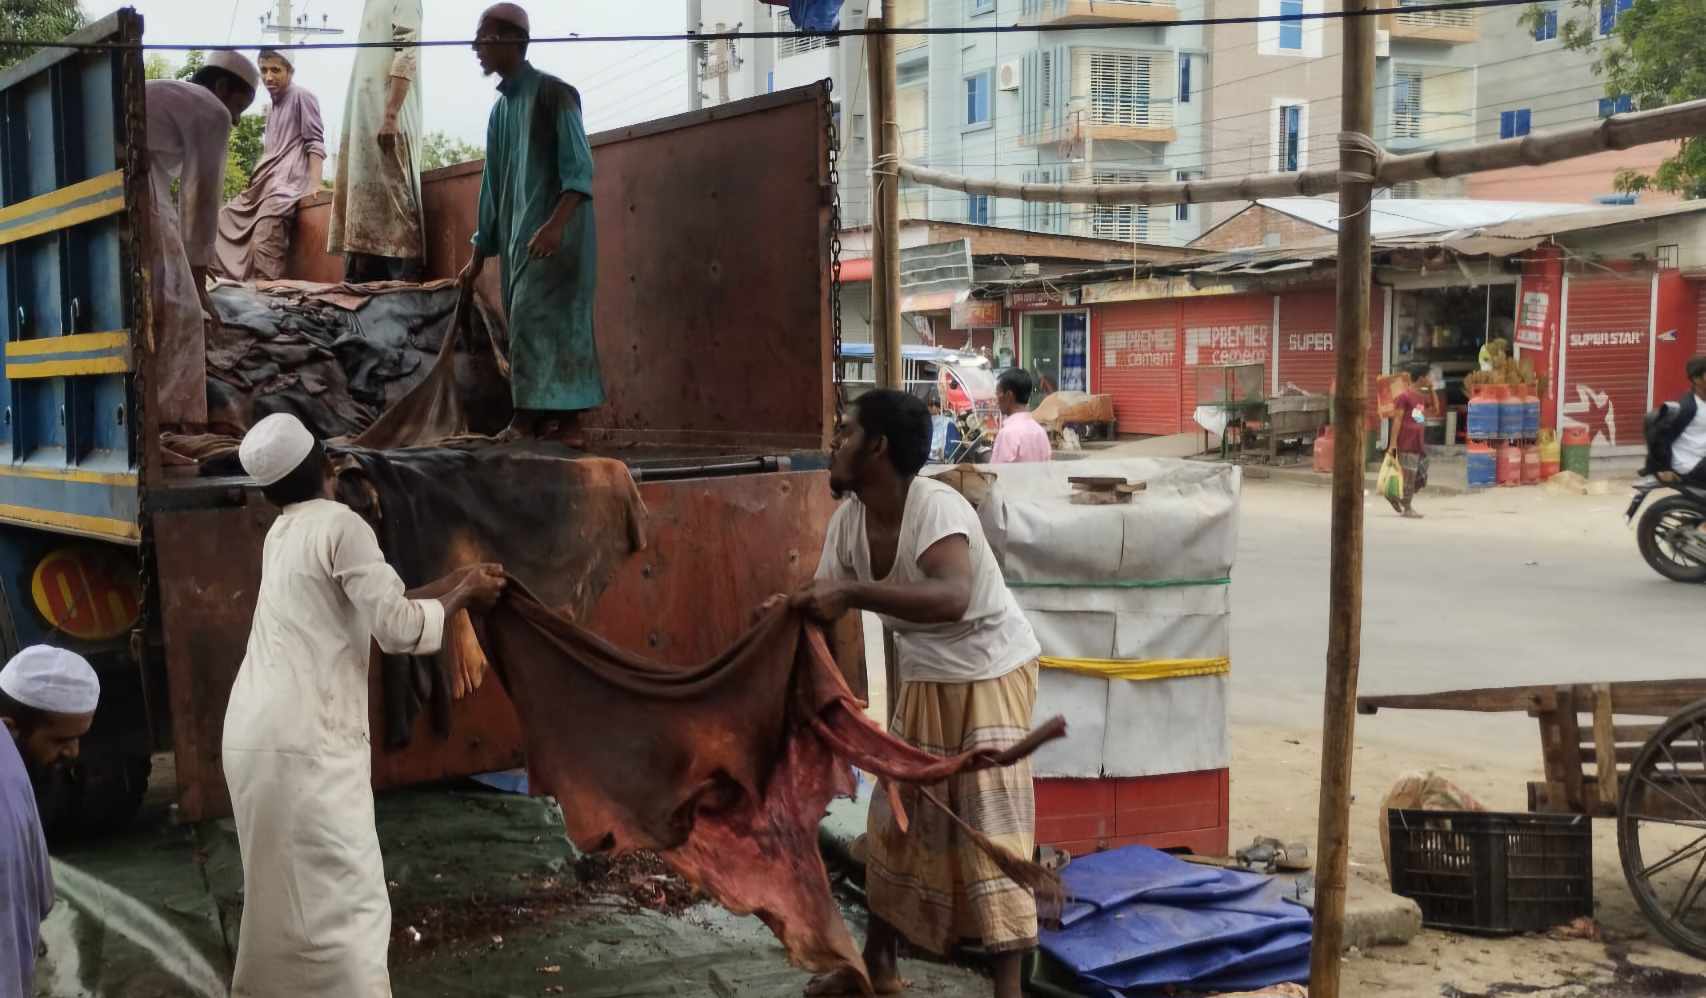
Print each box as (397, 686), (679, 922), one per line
(1342, 881), (1423, 950)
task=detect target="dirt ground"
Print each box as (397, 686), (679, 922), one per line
(1229, 722), (1706, 997)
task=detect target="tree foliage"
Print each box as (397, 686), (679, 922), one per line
(421, 131), (485, 172)
(1528, 0), (1706, 197)
(0, 0), (84, 72)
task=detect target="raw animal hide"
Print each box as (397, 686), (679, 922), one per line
(471, 585), (1067, 991)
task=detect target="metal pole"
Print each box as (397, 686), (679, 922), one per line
(1309, 0), (1376, 994)
(867, 13), (902, 391)
(687, 0), (703, 112)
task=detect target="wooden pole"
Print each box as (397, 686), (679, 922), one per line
(867, 13), (902, 391)
(1310, 1), (1376, 995)
(896, 98), (1706, 207)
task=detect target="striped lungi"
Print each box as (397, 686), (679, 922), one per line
(865, 660), (1040, 955)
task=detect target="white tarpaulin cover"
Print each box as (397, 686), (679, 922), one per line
(967, 458), (1241, 779)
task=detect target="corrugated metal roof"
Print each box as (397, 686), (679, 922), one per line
(1442, 199), (1706, 239)
(1257, 197), (1592, 238)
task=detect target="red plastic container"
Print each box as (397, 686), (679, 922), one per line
(1541, 457), (1561, 480)
(1521, 446), (1541, 485)
(1312, 429), (1333, 474)
(1561, 425), (1591, 448)
(1497, 443), (1523, 486)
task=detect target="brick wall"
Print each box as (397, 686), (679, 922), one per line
(1190, 205), (1333, 252)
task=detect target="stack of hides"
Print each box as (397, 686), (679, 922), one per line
(971, 459), (1240, 780)
(1041, 846), (1311, 995)
(205, 280), (511, 440)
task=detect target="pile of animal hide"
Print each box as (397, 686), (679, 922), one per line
(201, 280), (511, 443)
(473, 582), (1067, 990)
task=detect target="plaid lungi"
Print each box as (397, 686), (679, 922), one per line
(865, 661), (1040, 955)
(1399, 451), (1429, 500)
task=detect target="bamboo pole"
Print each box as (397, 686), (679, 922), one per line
(1309, 3), (1376, 995)
(897, 99), (1706, 207)
(866, 14), (902, 391)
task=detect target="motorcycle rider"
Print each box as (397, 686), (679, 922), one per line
(1645, 355), (1706, 485)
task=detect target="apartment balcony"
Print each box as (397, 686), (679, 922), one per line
(1021, 0), (1179, 27)
(893, 0), (929, 57)
(1385, 5), (1478, 43)
(1023, 102), (1177, 147)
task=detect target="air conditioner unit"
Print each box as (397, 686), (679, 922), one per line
(998, 60), (1022, 92)
(1375, 29), (1390, 58)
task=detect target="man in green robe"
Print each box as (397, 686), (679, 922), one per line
(460, 3), (603, 442)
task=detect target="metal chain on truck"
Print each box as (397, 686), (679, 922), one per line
(826, 103), (845, 416)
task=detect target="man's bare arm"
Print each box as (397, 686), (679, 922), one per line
(793, 535), (974, 625)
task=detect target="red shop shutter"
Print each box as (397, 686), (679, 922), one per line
(1562, 274), (1653, 447)
(1278, 290), (1386, 422)
(1695, 280), (1706, 356)
(1094, 300), (1182, 435)
(1179, 294), (1274, 428)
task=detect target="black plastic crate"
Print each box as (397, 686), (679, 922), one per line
(1387, 809), (1593, 934)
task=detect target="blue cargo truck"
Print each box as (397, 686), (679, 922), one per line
(0, 10), (156, 834)
(0, 11), (852, 836)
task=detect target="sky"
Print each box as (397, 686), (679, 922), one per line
(114, 0), (698, 151)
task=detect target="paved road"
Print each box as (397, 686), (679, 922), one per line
(1231, 478), (1702, 761)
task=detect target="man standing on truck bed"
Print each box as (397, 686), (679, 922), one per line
(0, 647), (100, 998)
(793, 390), (1043, 998)
(223, 413), (506, 996)
(146, 51), (259, 431)
(459, 3), (605, 443)
(329, 0), (427, 283)
(213, 49), (326, 282)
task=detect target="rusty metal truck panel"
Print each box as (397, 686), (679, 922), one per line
(0, 10), (149, 544)
(289, 84), (838, 456)
(157, 471), (856, 822)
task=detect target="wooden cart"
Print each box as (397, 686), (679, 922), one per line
(1359, 679), (1706, 957)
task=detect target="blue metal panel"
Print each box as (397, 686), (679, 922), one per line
(0, 12), (142, 543)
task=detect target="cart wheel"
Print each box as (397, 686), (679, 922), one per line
(1618, 698), (1706, 959)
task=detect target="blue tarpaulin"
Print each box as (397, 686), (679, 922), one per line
(1040, 846), (1312, 996)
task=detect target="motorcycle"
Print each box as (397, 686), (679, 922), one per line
(1627, 477), (1706, 583)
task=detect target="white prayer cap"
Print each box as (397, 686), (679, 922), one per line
(0, 646), (100, 715)
(479, 3), (532, 34)
(240, 413), (317, 487)
(257, 47), (294, 70)
(206, 50), (261, 92)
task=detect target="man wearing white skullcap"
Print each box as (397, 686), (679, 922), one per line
(0, 646), (100, 998)
(463, 1), (606, 443)
(146, 50), (258, 431)
(224, 413), (506, 995)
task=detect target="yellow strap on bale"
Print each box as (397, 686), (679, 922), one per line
(1038, 656), (1230, 681)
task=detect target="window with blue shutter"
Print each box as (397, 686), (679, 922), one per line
(1278, 105), (1301, 170)
(967, 195), (990, 225)
(1500, 108), (1532, 138)
(1534, 5), (1558, 39)
(1279, 0), (1304, 50)
(1600, 0), (1632, 34)
(1180, 55), (1192, 104)
(965, 72), (992, 126)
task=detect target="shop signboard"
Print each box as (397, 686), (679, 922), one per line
(1083, 275), (1241, 304)
(1517, 290), (1549, 350)
(952, 298), (1004, 329)
(1009, 288), (1078, 311)
(1185, 323), (1269, 366)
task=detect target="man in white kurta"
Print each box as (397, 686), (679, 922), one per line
(145, 52), (258, 429)
(328, 0), (427, 283)
(222, 414), (504, 996)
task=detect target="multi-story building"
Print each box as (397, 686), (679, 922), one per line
(1463, 0), (1678, 204)
(695, 2), (1658, 244)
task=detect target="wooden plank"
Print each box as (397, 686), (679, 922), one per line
(1358, 685), (1557, 715)
(1594, 683), (1620, 807)
(1553, 688), (1586, 812)
(1361, 679), (1706, 717)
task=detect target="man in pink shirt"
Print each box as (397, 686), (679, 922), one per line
(991, 369), (1052, 464)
